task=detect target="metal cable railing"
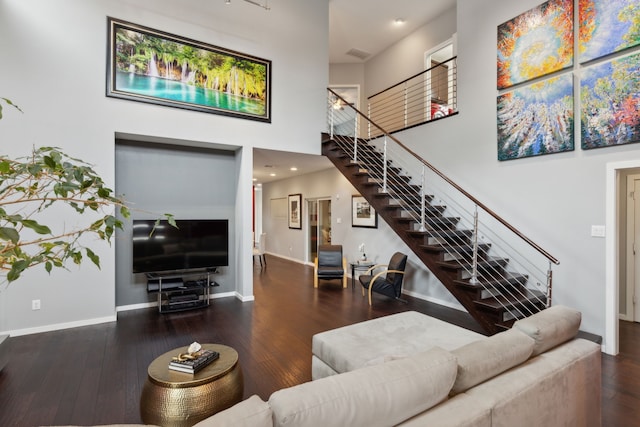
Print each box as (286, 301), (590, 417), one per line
(367, 57), (458, 137)
(327, 87), (557, 322)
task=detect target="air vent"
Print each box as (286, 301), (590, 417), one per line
(346, 48), (371, 60)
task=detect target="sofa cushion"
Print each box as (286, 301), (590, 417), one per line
(463, 338), (601, 427)
(268, 346), (457, 427)
(193, 395), (272, 427)
(513, 305), (581, 356)
(312, 311), (483, 377)
(450, 328), (535, 395)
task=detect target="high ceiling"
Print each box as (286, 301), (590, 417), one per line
(329, 0), (455, 64)
(253, 0), (456, 185)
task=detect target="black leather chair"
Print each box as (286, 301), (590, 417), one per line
(359, 252), (408, 305)
(314, 244), (347, 288)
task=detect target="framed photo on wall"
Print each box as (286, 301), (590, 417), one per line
(352, 195), (377, 228)
(288, 194), (302, 229)
(106, 17), (271, 122)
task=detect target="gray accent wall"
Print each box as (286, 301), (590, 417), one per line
(115, 140), (237, 307)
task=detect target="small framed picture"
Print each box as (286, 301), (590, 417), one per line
(288, 194), (302, 229)
(352, 195), (377, 228)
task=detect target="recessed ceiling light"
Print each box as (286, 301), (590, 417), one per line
(290, 167), (298, 171)
(270, 173), (276, 177)
(252, 178), (257, 181)
(394, 18), (406, 25)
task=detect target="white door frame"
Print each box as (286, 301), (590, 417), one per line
(605, 160), (640, 355)
(623, 174), (640, 321)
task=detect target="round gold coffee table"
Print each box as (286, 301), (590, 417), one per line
(140, 343), (243, 427)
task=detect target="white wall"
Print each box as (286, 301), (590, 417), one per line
(0, 0), (328, 335)
(364, 6), (457, 96)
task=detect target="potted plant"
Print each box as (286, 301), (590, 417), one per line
(0, 97), (172, 282)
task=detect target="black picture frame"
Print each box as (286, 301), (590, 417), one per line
(288, 194), (302, 229)
(352, 195), (377, 228)
(106, 17), (271, 122)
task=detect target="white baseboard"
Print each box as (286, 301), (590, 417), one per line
(5, 315), (117, 337)
(402, 289), (467, 312)
(265, 252), (310, 266)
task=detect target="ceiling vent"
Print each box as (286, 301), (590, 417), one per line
(345, 48), (371, 60)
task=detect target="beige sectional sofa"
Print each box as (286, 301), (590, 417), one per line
(64, 305), (602, 427)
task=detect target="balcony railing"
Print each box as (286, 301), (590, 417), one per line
(367, 57), (458, 137)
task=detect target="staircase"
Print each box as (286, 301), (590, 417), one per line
(324, 89), (558, 335)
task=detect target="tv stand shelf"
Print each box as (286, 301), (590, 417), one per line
(146, 270), (217, 313)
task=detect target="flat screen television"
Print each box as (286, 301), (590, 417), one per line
(132, 219), (229, 274)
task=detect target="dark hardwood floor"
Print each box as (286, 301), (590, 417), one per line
(0, 255), (637, 426)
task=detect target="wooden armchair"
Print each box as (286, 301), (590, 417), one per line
(359, 252), (408, 305)
(314, 244), (347, 288)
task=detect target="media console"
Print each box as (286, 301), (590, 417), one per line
(146, 269), (219, 313)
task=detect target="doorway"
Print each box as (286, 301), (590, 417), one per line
(308, 198), (332, 262)
(623, 173), (640, 322)
(606, 161), (640, 355)
(424, 36), (456, 121)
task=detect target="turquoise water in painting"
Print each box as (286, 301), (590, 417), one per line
(115, 71), (265, 116)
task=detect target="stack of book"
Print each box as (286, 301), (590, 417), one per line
(169, 349), (219, 374)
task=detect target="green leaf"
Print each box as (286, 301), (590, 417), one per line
(7, 260), (28, 282)
(86, 248), (100, 269)
(45, 261), (52, 273)
(21, 219), (52, 235)
(0, 227), (20, 243)
(43, 156), (56, 169)
(0, 160), (10, 174)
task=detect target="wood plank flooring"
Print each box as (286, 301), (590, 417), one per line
(0, 255), (637, 426)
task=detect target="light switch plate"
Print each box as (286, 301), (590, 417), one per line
(591, 225), (605, 237)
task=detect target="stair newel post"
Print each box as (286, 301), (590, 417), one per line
(546, 262), (553, 307)
(329, 99), (335, 139)
(469, 205), (480, 284)
(367, 103), (371, 139)
(352, 115), (359, 163)
(403, 84), (408, 129)
(418, 165), (426, 232)
(382, 136), (388, 193)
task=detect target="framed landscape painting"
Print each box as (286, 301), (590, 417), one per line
(497, 0), (574, 89)
(352, 196), (377, 228)
(497, 74), (574, 160)
(581, 52), (640, 149)
(579, 0), (640, 64)
(106, 17), (271, 122)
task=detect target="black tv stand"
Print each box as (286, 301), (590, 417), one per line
(146, 270), (217, 313)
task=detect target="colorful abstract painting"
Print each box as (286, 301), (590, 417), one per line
(581, 52), (640, 149)
(579, 0), (640, 64)
(497, 0), (574, 89)
(497, 74), (574, 160)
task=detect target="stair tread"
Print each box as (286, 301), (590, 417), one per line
(436, 256), (509, 271)
(474, 289), (546, 311)
(422, 242), (490, 253)
(453, 273), (528, 289)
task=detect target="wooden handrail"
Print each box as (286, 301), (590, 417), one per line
(328, 88), (559, 265)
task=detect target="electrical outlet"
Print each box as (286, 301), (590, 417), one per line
(32, 299), (41, 310)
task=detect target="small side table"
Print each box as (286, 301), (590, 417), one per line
(350, 261), (375, 290)
(140, 343), (243, 427)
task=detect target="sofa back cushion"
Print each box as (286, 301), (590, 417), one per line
(268, 346), (457, 427)
(450, 328), (535, 395)
(513, 305), (581, 356)
(194, 395), (272, 427)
